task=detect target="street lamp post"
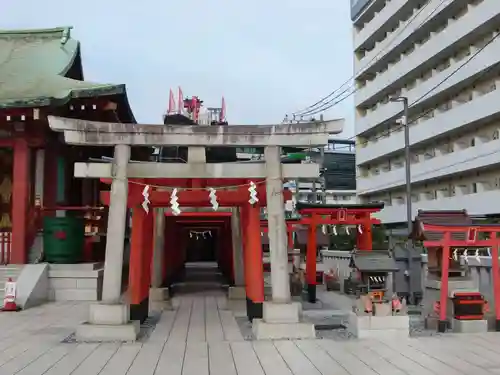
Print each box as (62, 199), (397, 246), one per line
(390, 96), (414, 304)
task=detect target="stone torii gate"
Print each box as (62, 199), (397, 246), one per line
(48, 115), (343, 341)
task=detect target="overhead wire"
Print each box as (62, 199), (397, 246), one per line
(323, 24), (500, 150)
(292, 0), (445, 117)
(354, 30), (500, 194)
(356, 29), (500, 150)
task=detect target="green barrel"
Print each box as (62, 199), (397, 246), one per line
(43, 217), (85, 264)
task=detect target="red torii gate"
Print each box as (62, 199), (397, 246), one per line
(295, 203), (383, 302)
(99, 177), (292, 322)
(421, 223), (500, 332)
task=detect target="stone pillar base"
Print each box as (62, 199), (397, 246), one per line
(252, 302), (315, 339)
(149, 287), (172, 310)
(75, 303), (139, 342)
(150, 287), (170, 301)
(252, 319), (316, 339)
(347, 312), (409, 339)
(228, 286), (246, 300)
(452, 319), (487, 333)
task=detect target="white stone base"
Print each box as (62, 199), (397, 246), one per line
(263, 302), (302, 323)
(76, 321), (140, 342)
(347, 313), (409, 339)
(252, 301), (315, 339)
(228, 286), (246, 300)
(252, 319), (316, 340)
(149, 288), (172, 311)
(452, 319), (488, 333)
(150, 287), (169, 301)
(89, 303), (130, 325)
(77, 303), (139, 342)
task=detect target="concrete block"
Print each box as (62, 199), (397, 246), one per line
(54, 289), (98, 301)
(49, 263), (104, 271)
(150, 287), (169, 301)
(252, 319), (316, 340)
(374, 303), (392, 317)
(48, 269), (103, 279)
(76, 321), (139, 342)
(76, 278), (99, 289)
(452, 319), (488, 333)
(16, 264), (49, 309)
(263, 302), (301, 324)
(89, 303), (130, 325)
(348, 313), (409, 339)
(50, 278), (77, 289)
(228, 286), (246, 300)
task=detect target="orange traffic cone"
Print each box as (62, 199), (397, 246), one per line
(2, 278), (20, 312)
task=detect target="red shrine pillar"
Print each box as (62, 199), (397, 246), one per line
(243, 204), (264, 320)
(129, 208), (154, 322)
(225, 222), (235, 284)
(163, 218), (177, 286)
(287, 226), (293, 249)
(490, 240), (500, 331)
(11, 138), (30, 264)
(356, 215), (373, 251)
(306, 214), (318, 303)
(438, 232), (451, 333)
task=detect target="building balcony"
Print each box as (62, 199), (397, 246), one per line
(358, 136), (500, 196)
(356, 32), (500, 136)
(355, 0), (500, 109)
(374, 189), (500, 224)
(354, 0), (409, 54)
(354, 0), (448, 76)
(356, 87), (500, 165)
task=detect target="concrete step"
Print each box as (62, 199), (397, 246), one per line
(49, 263), (104, 271)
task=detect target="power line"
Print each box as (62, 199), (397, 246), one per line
(292, 0), (445, 117)
(297, 0), (447, 117)
(331, 28), (500, 150)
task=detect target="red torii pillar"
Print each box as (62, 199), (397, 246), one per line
(129, 207), (155, 322)
(241, 203), (264, 321)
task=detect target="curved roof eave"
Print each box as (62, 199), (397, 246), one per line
(0, 26), (137, 123)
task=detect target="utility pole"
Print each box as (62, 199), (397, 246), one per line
(320, 147), (326, 204)
(390, 96), (413, 304)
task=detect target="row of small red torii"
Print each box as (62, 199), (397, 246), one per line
(422, 223), (500, 330)
(99, 177), (381, 320)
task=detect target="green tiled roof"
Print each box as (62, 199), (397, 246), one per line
(0, 27), (126, 108)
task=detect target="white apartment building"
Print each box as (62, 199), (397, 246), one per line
(353, 0), (500, 224)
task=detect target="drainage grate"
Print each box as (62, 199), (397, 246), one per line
(315, 324), (345, 331)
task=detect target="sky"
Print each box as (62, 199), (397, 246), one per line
(3, 0), (354, 136)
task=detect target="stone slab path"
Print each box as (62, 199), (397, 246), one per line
(1, 293), (500, 374)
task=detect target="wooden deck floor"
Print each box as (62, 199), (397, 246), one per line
(1, 294), (500, 374)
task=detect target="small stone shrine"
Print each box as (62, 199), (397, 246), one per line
(346, 250), (409, 338)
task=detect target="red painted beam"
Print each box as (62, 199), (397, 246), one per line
(297, 208), (382, 215)
(101, 187), (292, 207)
(422, 224), (500, 232)
(175, 220), (227, 224)
(101, 178), (265, 187)
(424, 240), (500, 247)
(165, 211), (232, 217)
(259, 218), (380, 227)
(298, 217), (381, 225)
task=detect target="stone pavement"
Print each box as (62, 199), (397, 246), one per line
(1, 293), (500, 374)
